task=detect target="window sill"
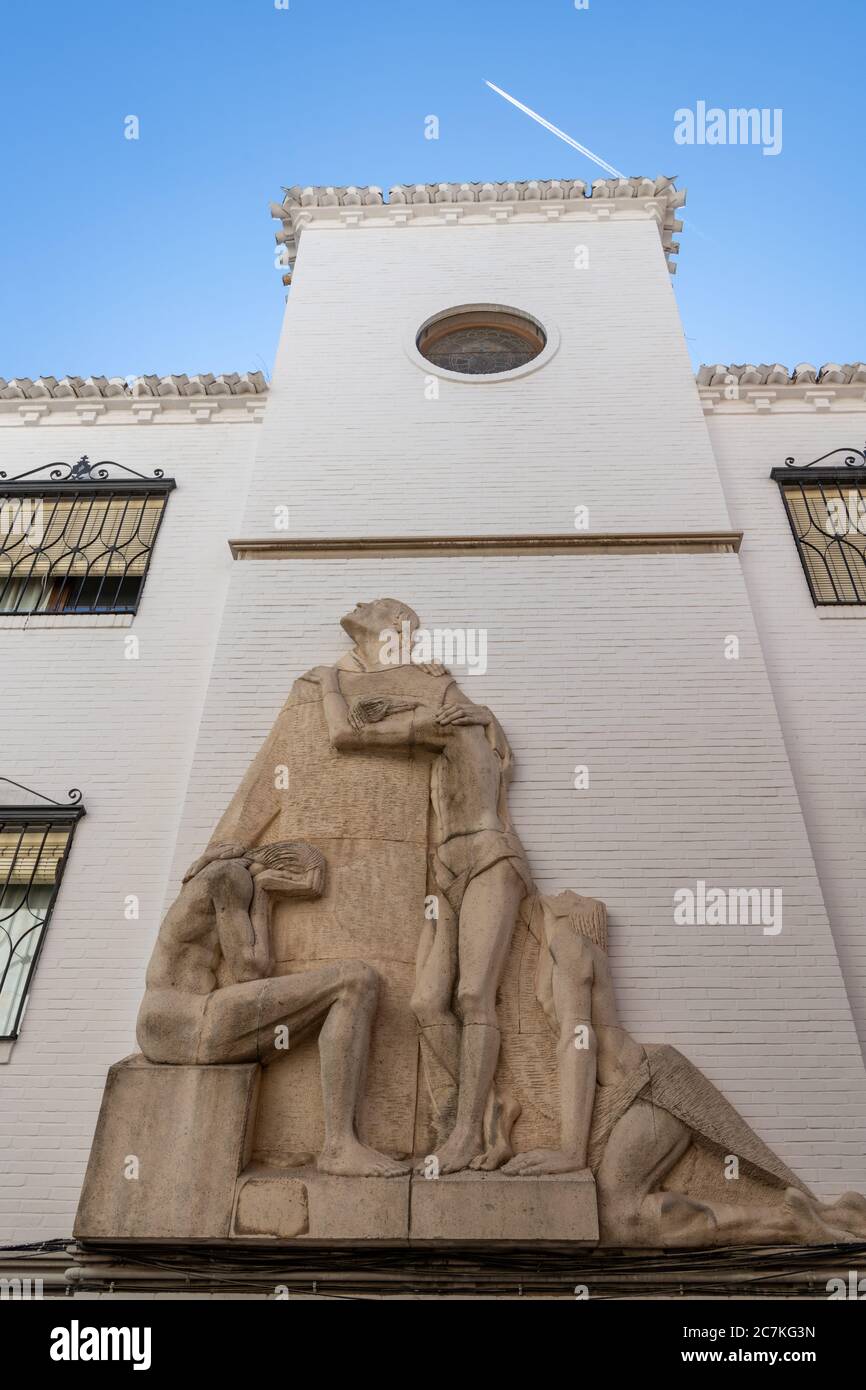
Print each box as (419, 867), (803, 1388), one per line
(0, 613), (135, 629)
(0, 1040), (15, 1064)
(814, 607), (866, 619)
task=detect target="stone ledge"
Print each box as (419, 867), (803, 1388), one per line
(229, 1166), (598, 1243)
(229, 532), (743, 559)
(410, 1169), (598, 1243)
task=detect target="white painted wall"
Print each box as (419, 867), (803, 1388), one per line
(0, 420), (258, 1240)
(244, 217), (733, 538)
(708, 405), (866, 1058)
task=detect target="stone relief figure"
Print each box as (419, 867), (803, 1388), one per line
(308, 598), (532, 1173)
(502, 891), (866, 1244)
(136, 839), (410, 1177)
(78, 597), (866, 1246)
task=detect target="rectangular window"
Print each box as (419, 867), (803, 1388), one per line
(0, 464), (175, 616)
(772, 468), (866, 606)
(0, 797), (84, 1040)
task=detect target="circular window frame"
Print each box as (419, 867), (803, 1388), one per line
(404, 303), (560, 383)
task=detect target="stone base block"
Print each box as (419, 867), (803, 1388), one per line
(230, 1168), (597, 1243)
(75, 1055), (598, 1244)
(232, 1166), (411, 1240)
(409, 1170), (599, 1243)
(74, 1055), (259, 1241)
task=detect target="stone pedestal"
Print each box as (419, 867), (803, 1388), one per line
(410, 1170), (599, 1243)
(229, 1167), (598, 1243)
(74, 1055), (259, 1241)
(75, 1056), (599, 1245)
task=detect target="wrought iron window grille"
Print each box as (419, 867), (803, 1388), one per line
(0, 780), (85, 1041)
(770, 446), (866, 606)
(0, 456), (176, 617)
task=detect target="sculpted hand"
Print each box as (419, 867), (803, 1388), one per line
(435, 702), (491, 727)
(349, 695), (420, 730)
(253, 867), (322, 899)
(306, 664), (340, 692)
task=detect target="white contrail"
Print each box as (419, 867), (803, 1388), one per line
(484, 80), (625, 179)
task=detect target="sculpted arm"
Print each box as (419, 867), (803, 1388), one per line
(309, 665), (449, 751)
(503, 925), (598, 1176)
(436, 679), (495, 727)
(549, 930), (598, 1167)
(212, 864), (270, 984)
(439, 680), (514, 777)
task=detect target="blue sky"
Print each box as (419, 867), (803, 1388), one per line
(1, 0), (862, 379)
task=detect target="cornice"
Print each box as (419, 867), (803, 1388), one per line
(271, 177), (686, 277)
(697, 363), (866, 414)
(0, 373), (268, 427)
(229, 533), (741, 559)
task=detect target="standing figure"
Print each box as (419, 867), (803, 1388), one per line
(309, 599), (532, 1173)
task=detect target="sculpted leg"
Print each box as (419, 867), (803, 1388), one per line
(198, 961), (410, 1177)
(814, 1191), (866, 1237)
(428, 861), (524, 1174)
(596, 1100), (695, 1245)
(316, 962), (411, 1176)
(597, 1099), (852, 1246)
(411, 903), (461, 1144)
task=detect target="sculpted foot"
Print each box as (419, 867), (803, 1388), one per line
(418, 1128), (484, 1175)
(783, 1188), (854, 1243)
(317, 1140), (411, 1178)
(469, 1137), (513, 1171)
(501, 1149), (589, 1177)
(817, 1192), (866, 1238)
(471, 1096), (522, 1170)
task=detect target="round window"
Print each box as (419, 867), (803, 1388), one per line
(416, 309), (546, 376)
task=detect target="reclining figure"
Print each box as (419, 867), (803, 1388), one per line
(502, 891), (866, 1245)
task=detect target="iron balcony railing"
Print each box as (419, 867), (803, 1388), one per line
(0, 457), (175, 616)
(0, 781), (85, 1041)
(771, 446), (866, 606)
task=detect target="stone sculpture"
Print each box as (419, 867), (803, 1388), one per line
(308, 597), (531, 1173)
(76, 597), (866, 1245)
(503, 891), (866, 1244)
(136, 838), (409, 1177)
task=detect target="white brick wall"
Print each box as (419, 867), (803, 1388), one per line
(708, 407), (866, 1058)
(0, 421), (258, 1240)
(243, 218), (733, 537)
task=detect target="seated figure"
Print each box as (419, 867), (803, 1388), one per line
(136, 840), (409, 1178)
(502, 891), (866, 1245)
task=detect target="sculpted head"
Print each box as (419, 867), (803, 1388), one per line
(182, 840), (325, 897)
(340, 598), (420, 648)
(527, 890), (609, 952)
